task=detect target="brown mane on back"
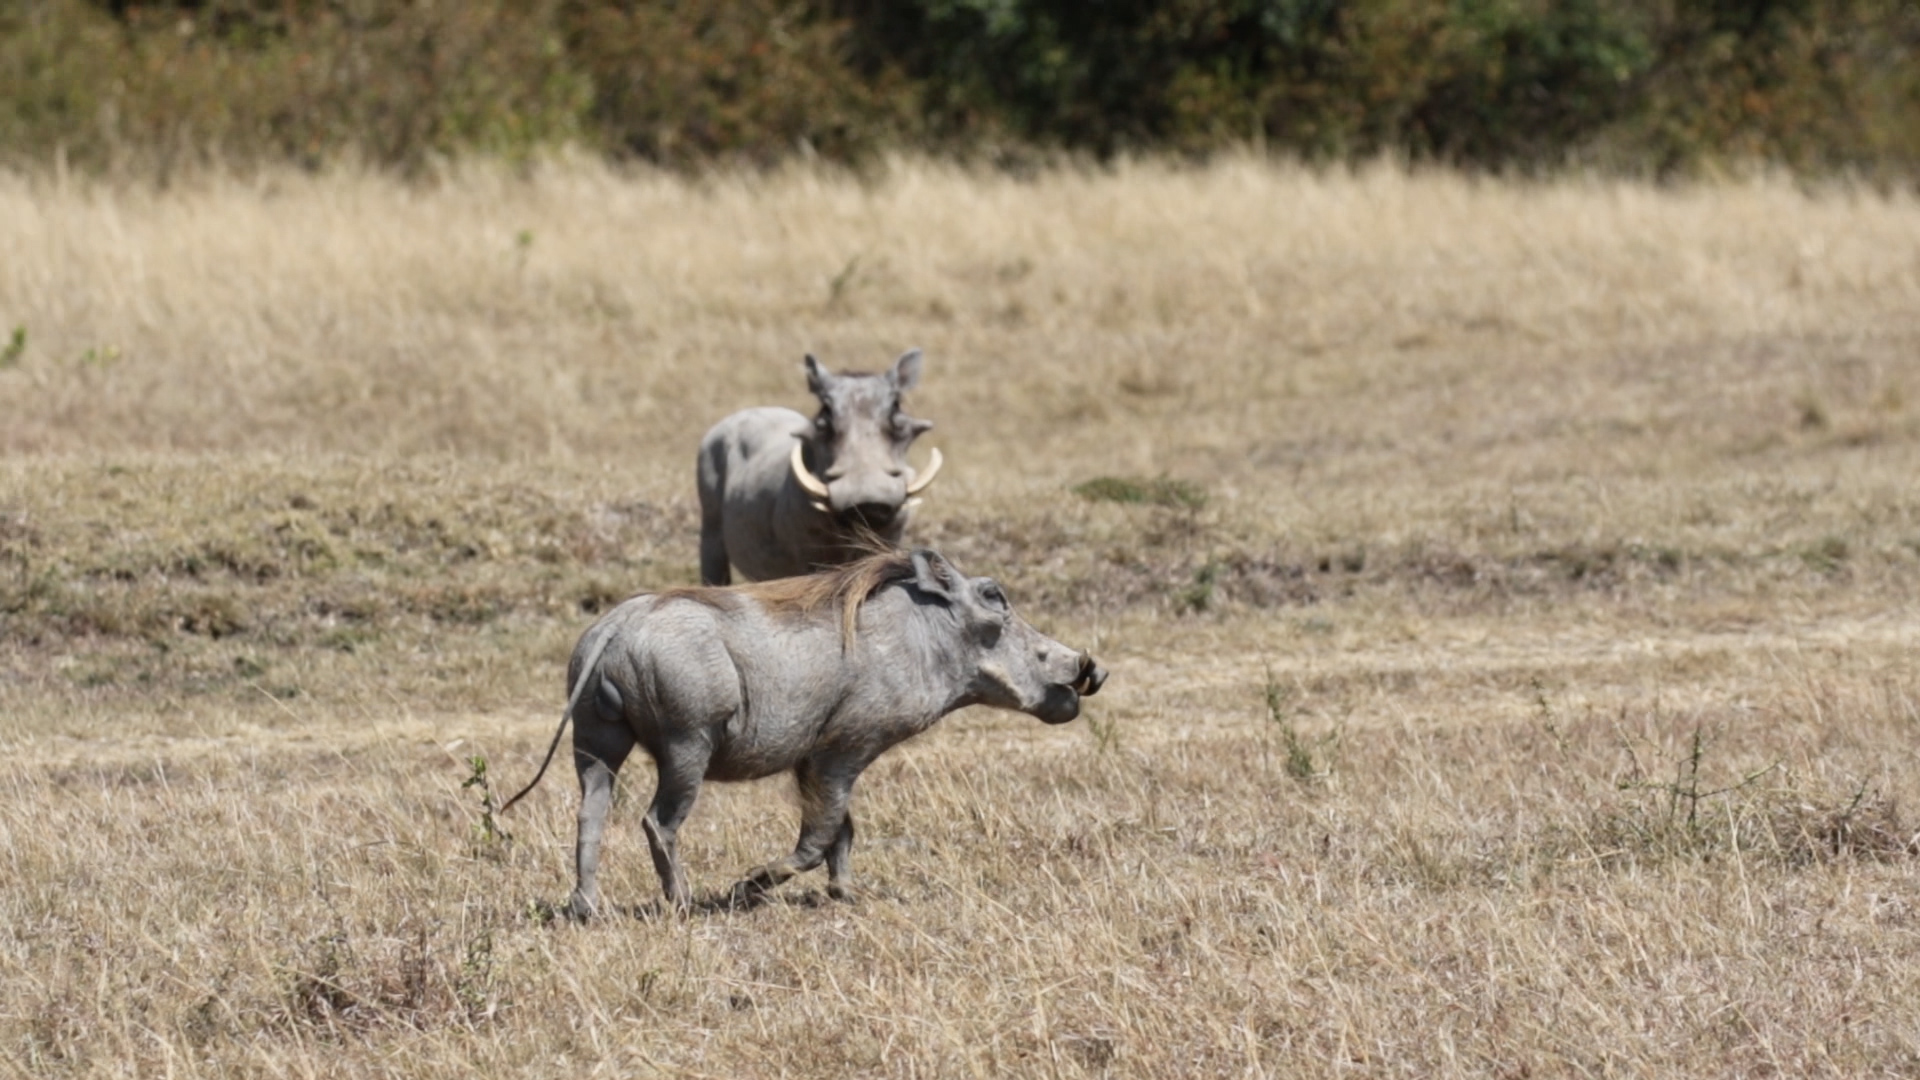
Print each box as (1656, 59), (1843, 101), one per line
(655, 550), (917, 647)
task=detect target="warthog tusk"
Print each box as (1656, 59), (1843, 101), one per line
(810, 500), (832, 514)
(904, 447), (943, 495)
(791, 441), (832, 499)
(1072, 652), (1106, 696)
(904, 497), (924, 513)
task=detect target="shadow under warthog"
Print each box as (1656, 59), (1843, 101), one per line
(527, 875), (927, 924)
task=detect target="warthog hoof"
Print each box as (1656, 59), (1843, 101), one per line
(727, 880), (770, 910)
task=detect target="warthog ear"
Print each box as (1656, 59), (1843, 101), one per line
(909, 548), (958, 602)
(804, 354), (832, 396)
(890, 348), (924, 391)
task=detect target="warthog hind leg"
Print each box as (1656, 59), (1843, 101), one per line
(569, 720), (635, 921)
(640, 749), (709, 914)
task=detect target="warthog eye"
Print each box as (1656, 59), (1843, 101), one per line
(980, 583), (1008, 610)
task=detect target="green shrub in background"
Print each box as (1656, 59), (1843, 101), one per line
(562, 0), (905, 168)
(1, 0), (1916, 179)
(1612, 0), (1920, 177)
(832, 0), (1920, 176)
(0, 0), (592, 175)
(1398, 0), (1658, 165)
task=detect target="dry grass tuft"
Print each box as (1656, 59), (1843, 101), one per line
(4, 156), (1920, 1075)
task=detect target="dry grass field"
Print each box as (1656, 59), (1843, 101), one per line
(4, 156), (1920, 1076)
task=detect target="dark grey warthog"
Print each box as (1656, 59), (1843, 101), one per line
(696, 349), (942, 585)
(502, 548), (1105, 918)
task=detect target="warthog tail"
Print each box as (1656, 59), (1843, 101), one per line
(499, 627), (618, 815)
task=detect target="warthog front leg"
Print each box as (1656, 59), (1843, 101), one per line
(733, 760), (855, 904)
(824, 812), (856, 902)
(697, 494), (731, 587)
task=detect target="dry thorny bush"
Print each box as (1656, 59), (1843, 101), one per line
(3, 157), (1920, 1075)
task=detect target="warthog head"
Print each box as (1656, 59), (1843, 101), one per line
(907, 549), (1107, 725)
(790, 349), (941, 532)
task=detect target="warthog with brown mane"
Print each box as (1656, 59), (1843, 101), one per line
(503, 548), (1105, 918)
(696, 349), (942, 585)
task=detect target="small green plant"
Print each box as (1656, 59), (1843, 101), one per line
(523, 898), (558, 926)
(1263, 665), (1321, 783)
(456, 928), (498, 1021)
(1072, 475), (1207, 510)
(1085, 708), (1120, 754)
(1618, 724), (1777, 838)
(462, 754), (513, 846)
(0, 326), (23, 368)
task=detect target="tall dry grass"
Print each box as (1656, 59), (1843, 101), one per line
(4, 156), (1920, 1076)
(4, 156), (1916, 471)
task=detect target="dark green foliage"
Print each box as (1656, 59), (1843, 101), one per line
(1401, 0), (1656, 164)
(562, 0), (906, 167)
(832, 0), (1919, 174)
(0, 0), (1916, 177)
(0, 0), (593, 176)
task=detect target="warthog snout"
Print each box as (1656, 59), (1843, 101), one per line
(1033, 650), (1107, 725)
(846, 502), (901, 530)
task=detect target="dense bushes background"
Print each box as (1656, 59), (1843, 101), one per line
(2, 0), (1917, 177)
